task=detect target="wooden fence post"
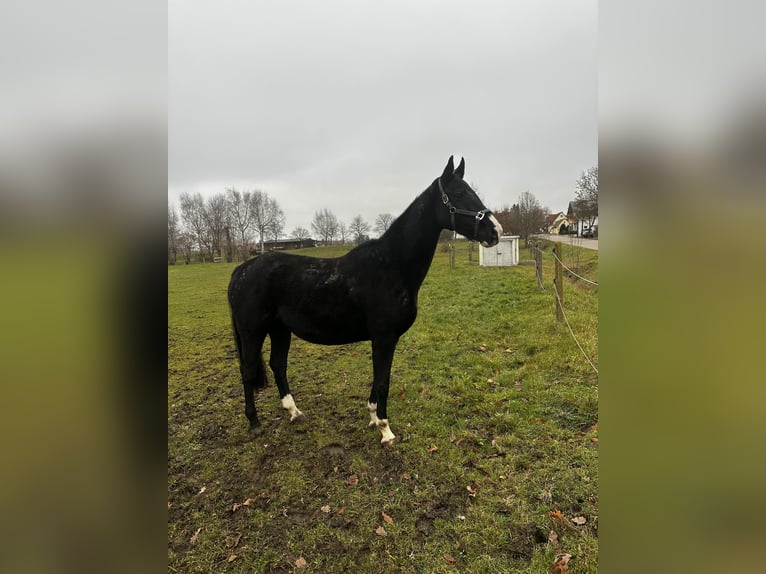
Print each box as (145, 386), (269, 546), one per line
(535, 241), (544, 291)
(553, 243), (564, 322)
(449, 242), (456, 268)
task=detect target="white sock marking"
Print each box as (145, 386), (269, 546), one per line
(368, 402), (380, 427)
(377, 419), (396, 443)
(281, 394), (304, 421)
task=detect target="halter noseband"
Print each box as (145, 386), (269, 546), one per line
(438, 178), (490, 241)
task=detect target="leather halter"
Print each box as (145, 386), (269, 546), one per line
(437, 178), (490, 241)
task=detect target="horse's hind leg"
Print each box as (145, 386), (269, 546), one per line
(238, 328), (267, 435)
(269, 322), (305, 423)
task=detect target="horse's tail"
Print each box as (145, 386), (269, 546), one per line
(229, 262), (267, 389)
(230, 316), (268, 390)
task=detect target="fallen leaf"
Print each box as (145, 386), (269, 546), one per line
(479, 345), (488, 352)
(514, 380), (522, 391)
(295, 557), (307, 568)
(428, 445), (439, 452)
(400, 390), (406, 400)
(232, 497), (254, 512)
(336, 506), (346, 515)
(548, 530), (559, 546)
(197, 486), (206, 495)
(321, 505), (331, 513)
(571, 516), (586, 525)
(189, 527), (201, 545)
(225, 533), (242, 549)
(401, 472), (411, 480)
(375, 526), (387, 537)
(549, 509), (565, 521)
(466, 485), (477, 497)
(443, 553), (457, 565)
(551, 553), (572, 574)
(346, 474), (359, 486)
(382, 511), (394, 525)
(504, 348), (514, 353)
(227, 554), (238, 563)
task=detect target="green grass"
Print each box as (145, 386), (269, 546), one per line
(168, 240), (598, 573)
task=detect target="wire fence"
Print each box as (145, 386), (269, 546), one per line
(530, 241), (598, 375)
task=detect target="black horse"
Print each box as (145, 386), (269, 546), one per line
(228, 156), (503, 445)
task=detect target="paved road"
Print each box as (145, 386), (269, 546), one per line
(531, 234), (598, 251)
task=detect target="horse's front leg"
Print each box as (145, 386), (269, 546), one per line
(368, 337), (399, 446)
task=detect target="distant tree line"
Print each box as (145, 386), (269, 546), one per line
(168, 189), (396, 264)
(169, 167), (598, 265)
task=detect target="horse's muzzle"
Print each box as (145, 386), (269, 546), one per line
(480, 214), (503, 247)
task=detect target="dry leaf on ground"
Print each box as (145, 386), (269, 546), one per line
(551, 553), (572, 574)
(548, 530), (559, 545)
(571, 516), (586, 525)
(382, 511), (394, 524)
(225, 533), (242, 549)
(227, 554), (238, 563)
(232, 498), (254, 512)
(443, 553), (457, 565)
(346, 474), (359, 486)
(197, 486), (206, 495)
(549, 509), (565, 521)
(295, 557), (307, 568)
(320, 505), (331, 513)
(375, 526), (387, 537)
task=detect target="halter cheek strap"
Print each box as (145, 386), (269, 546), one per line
(438, 178), (489, 241)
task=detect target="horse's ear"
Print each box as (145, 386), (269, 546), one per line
(455, 157), (465, 180)
(441, 156), (455, 181)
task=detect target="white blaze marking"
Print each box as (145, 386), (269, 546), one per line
(489, 213), (504, 238)
(368, 402), (380, 427)
(376, 419), (396, 443)
(281, 394), (304, 421)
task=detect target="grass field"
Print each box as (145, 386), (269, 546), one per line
(168, 239), (598, 573)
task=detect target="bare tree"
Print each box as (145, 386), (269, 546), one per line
(178, 231), (194, 264)
(179, 192), (211, 262)
(226, 187), (252, 260)
(204, 192), (229, 258)
(374, 212), (395, 236)
(348, 214), (370, 243)
(574, 166), (598, 230)
(517, 190), (546, 244)
(291, 226), (311, 242)
(492, 204), (520, 236)
(167, 205), (179, 265)
(249, 190), (285, 254)
(338, 222), (348, 245)
(311, 208), (340, 245)
(268, 208), (286, 243)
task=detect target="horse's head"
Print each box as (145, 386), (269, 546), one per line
(436, 156), (503, 247)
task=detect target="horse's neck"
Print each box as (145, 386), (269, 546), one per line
(380, 186), (442, 290)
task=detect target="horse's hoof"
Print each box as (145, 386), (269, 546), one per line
(381, 435), (401, 449)
(248, 424), (263, 436)
(290, 413), (307, 424)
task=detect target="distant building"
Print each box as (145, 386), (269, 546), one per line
(545, 212), (576, 234)
(250, 238), (317, 255)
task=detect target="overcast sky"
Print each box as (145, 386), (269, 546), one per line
(169, 0), (597, 234)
